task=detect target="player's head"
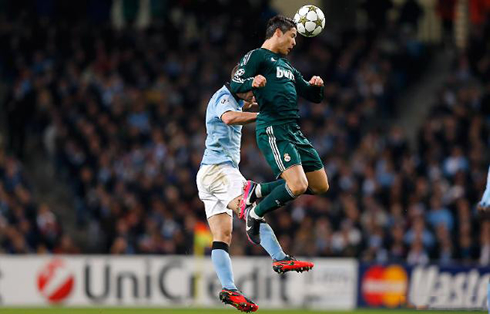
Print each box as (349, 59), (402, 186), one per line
(265, 15), (297, 55)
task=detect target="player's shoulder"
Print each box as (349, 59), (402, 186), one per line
(240, 48), (265, 66)
(217, 93), (234, 106)
(214, 86), (238, 106)
(281, 57), (296, 69)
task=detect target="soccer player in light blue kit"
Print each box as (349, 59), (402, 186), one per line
(196, 69), (312, 313)
(479, 166), (490, 211)
(477, 167), (490, 314)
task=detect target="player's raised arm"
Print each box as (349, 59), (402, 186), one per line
(294, 69), (324, 103)
(215, 92), (258, 126)
(221, 111), (258, 125)
(230, 50), (266, 94)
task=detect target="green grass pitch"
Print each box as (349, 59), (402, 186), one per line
(0, 309), (486, 314)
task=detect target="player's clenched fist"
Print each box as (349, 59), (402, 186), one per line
(309, 76), (324, 86)
(252, 75), (267, 88)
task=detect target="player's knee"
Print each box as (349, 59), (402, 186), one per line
(310, 181), (329, 194)
(213, 230), (232, 245)
(288, 180), (308, 196)
(324, 180), (330, 193)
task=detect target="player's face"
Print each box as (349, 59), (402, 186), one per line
(277, 28), (297, 55)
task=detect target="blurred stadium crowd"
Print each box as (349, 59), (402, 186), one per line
(1, 0), (490, 265)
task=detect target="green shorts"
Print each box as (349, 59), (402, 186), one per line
(256, 124), (324, 178)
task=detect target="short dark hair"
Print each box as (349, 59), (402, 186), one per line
(265, 15), (296, 39)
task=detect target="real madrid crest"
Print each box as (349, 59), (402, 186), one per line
(284, 153), (291, 162)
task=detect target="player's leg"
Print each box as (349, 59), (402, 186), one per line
(256, 179), (285, 197)
(251, 165), (306, 218)
(257, 223), (286, 260)
(293, 126), (329, 195)
(197, 164), (258, 312)
(241, 173), (324, 218)
(228, 190), (287, 261)
(239, 179), (285, 219)
(259, 223), (314, 273)
(231, 189), (313, 273)
(224, 169), (314, 272)
(305, 168), (329, 194)
(235, 194), (314, 273)
(246, 126), (307, 244)
(226, 180), (305, 272)
(208, 213), (235, 290)
(197, 165), (238, 290)
(209, 213), (257, 312)
(280, 164), (309, 195)
(234, 195), (315, 273)
(252, 126), (308, 217)
(250, 128), (318, 273)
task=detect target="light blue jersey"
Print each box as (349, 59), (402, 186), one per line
(480, 165), (490, 208)
(201, 84), (244, 168)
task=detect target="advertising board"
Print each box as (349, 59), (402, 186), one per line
(358, 263), (490, 310)
(0, 256), (357, 309)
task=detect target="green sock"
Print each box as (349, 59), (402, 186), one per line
(254, 182), (296, 217)
(258, 179), (285, 198)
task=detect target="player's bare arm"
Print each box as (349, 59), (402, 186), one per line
(221, 111), (258, 125)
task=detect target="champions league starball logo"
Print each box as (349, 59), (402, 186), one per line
(37, 259), (75, 304)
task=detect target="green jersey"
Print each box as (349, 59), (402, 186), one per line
(230, 48), (324, 129)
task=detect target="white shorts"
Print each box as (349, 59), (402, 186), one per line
(196, 163), (246, 219)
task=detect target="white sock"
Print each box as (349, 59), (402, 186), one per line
(255, 184), (262, 198)
(250, 206), (262, 219)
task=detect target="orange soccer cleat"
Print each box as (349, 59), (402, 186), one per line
(219, 288), (259, 313)
(272, 255), (314, 274)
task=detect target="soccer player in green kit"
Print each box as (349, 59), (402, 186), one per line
(230, 15), (329, 245)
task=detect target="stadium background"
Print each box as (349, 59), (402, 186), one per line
(0, 0), (490, 312)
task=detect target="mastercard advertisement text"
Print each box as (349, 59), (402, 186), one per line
(358, 264), (490, 310)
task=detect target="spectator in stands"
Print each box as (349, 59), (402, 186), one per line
(0, 146), (75, 253)
(0, 1), (488, 266)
